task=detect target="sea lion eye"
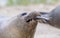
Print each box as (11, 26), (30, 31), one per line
(21, 13), (27, 16)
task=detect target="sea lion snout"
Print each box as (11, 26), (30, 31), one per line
(24, 11), (40, 22)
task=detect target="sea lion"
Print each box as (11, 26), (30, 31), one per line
(0, 11), (40, 38)
(38, 5), (60, 28)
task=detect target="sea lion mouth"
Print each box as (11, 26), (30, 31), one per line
(25, 15), (36, 22)
(26, 19), (32, 22)
(25, 16), (35, 22)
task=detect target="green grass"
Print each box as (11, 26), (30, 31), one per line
(7, 0), (59, 6)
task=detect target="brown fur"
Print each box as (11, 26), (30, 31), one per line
(0, 11), (40, 38)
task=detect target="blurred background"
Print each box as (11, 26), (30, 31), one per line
(0, 0), (60, 6)
(0, 0), (60, 38)
(0, 0), (60, 16)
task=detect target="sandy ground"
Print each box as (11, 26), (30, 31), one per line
(0, 4), (60, 38)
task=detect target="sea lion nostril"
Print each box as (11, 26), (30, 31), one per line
(21, 13), (27, 16)
(26, 19), (32, 22)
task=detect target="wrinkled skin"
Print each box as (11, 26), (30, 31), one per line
(40, 5), (60, 28)
(0, 11), (40, 38)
